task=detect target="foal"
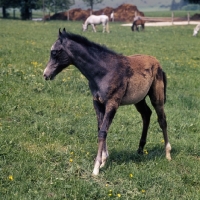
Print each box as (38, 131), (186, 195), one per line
(43, 29), (171, 175)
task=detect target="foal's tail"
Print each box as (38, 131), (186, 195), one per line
(163, 71), (167, 104)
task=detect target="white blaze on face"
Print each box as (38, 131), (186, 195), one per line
(51, 43), (56, 50)
(43, 43), (56, 76)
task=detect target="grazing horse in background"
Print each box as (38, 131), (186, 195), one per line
(131, 16), (145, 32)
(82, 15), (109, 33)
(193, 24), (200, 36)
(43, 28), (172, 176)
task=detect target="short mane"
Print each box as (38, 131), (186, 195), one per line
(60, 31), (118, 56)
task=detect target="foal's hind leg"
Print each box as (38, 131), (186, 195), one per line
(152, 102), (171, 160)
(149, 83), (171, 160)
(135, 99), (152, 154)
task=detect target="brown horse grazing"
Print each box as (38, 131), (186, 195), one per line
(43, 28), (171, 175)
(131, 16), (145, 32)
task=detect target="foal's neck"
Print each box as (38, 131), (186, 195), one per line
(70, 46), (107, 84)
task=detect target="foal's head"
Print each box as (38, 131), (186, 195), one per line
(43, 28), (72, 80)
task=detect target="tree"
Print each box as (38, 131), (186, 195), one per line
(0, 0), (10, 18)
(0, 0), (74, 19)
(40, 0), (74, 14)
(82, 0), (103, 12)
(0, 0), (20, 18)
(184, 0), (200, 4)
(0, 0), (40, 19)
(21, 0), (36, 20)
(171, 0), (187, 10)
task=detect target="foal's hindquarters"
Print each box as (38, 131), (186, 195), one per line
(125, 55), (172, 161)
(92, 54), (171, 175)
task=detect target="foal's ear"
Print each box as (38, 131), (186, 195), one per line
(63, 28), (67, 33)
(59, 28), (62, 37)
(58, 28), (64, 43)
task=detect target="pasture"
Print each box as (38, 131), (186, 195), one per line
(0, 19), (199, 199)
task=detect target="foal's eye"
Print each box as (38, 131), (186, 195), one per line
(51, 50), (57, 58)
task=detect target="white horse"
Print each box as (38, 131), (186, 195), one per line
(193, 24), (200, 36)
(82, 15), (109, 33)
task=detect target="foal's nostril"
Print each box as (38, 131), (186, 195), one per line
(43, 74), (48, 80)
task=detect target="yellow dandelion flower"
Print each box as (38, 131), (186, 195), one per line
(141, 189), (146, 193)
(69, 158), (73, 162)
(108, 190), (113, 197)
(8, 175), (13, 181)
(144, 150), (148, 155)
(117, 193), (121, 197)
(31, 61), (38, 67)
(161, 139), (164, 143)
(129, 173), (133, 178)
(106, 184), (108, 187)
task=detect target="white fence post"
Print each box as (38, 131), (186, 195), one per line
(67, 10), (69, 21)
(187, 12), (190, 25)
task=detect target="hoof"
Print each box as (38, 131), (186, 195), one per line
(166, 143), (172, 161)
(92, 160), (100, 176)
(100, 156), (108, 168)
(100, 162), (106, 169)
(166, 154), (172, 161)
(92, 172), (99, 176)
(137, 149), (144, 155)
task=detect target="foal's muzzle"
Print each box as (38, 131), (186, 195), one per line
(43, 73), (55, 80)
(43, 74), (50, 80)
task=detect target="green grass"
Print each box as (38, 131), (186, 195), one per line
(0, 19), (200, 199)
(144, 10), (199, 17)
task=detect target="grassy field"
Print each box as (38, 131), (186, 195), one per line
(0, 19), (200, 199)
(144, 10), (198, 17)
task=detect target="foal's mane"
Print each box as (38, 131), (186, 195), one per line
(59, 29), (118, 56)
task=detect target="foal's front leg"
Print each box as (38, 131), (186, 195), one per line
(92, 101), (118, 175)
(93, 100), (108, 168)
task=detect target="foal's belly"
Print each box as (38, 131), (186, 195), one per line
(121, 89), (149, 105)
(120, 78), (152, 105)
